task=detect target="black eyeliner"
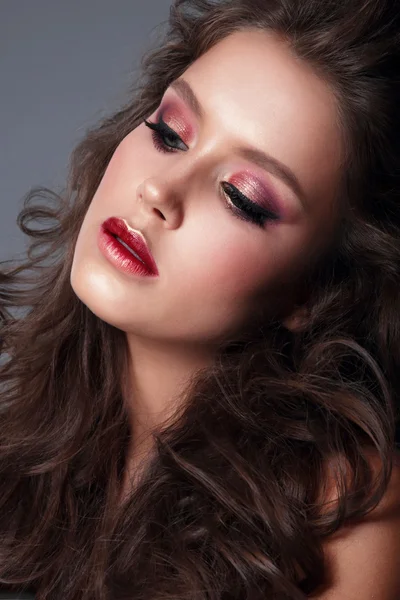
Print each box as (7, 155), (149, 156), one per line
(145, 118), (279, 227)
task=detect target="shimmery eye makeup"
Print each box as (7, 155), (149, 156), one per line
(221, 182), (279, 228)
(144, 118), (188, 153)
(143, 117), (281, 228)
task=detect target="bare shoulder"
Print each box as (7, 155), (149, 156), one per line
(320, 447), (400, 518)
(310, 448), (400, 599)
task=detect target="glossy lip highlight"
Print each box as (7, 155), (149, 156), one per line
(101, 217), (159, 276)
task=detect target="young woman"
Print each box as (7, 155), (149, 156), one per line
(1, 0), (399, 598)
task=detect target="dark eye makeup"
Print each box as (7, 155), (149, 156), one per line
(144, 117), (280, 228)
(145, 117), (189, 153)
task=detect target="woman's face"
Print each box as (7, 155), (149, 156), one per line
(71, 29), (342, 347)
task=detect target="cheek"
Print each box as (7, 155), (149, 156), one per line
(181, 218), (271, 301)
(94, 127), (156, 202)
(96, 138), (137, 199)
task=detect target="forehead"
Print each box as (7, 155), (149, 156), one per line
(182, 29), (343, 216)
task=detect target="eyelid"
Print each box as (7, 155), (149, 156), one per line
(222, 181), (280, 220)
(158, 116), (189, 149)
(154, 98), (195, 146)
(167, 81), (306, 209)
(227, 170), (283, 217)
(149, 105), (286, 218)
(144, 117), (189, 152)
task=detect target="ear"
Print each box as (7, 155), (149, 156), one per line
(281, 303), (310, 332)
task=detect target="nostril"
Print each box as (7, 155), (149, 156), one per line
(154, 208), (166, 220)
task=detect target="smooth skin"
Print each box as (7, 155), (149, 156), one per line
(70, 29), (400, 598)
(71, 29), (341, 433)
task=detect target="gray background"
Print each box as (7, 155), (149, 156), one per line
(0, 0), (172, 261)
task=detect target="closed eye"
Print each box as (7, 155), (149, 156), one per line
(144, 118), (280, 228)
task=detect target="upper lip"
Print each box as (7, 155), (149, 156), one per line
(102, 216), (159, 275)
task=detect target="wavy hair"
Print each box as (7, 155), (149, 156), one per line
(0, 0), (399, 598)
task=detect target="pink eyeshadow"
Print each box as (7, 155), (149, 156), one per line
(158, 103), (195, 145)
(229, 171), (281, 215)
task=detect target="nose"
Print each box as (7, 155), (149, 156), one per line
(136, 176), (184, 229)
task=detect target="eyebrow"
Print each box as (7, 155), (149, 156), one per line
(169, 77), (307, 207)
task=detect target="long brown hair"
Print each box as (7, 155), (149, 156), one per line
(1, 0), (399, 598)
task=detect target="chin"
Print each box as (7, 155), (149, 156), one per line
(70, 262), (115, 326)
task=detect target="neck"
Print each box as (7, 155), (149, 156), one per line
(119, 335), (217, 501)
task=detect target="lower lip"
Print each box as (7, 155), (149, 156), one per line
(97, 226), (157, 278)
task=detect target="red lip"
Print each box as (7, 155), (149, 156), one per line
(101, 217), (159, 275)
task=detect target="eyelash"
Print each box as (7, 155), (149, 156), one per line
(143, 118), (279, 228)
